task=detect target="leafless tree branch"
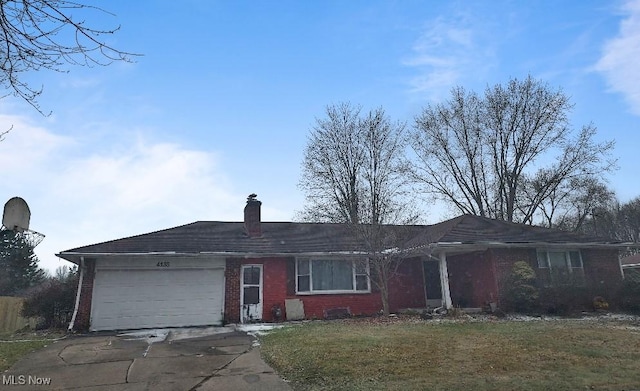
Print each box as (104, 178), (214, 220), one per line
(0, 0), (139, 114)
(409, 75), (616, 224)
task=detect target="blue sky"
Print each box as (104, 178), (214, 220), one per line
(0, 0), (639, 272)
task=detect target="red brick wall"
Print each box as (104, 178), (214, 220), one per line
(264, 257), (384, 320)
(279, 258), (426, 319)
(224, 257), (291, 323)
(73, 258), (96, 331)
(581, 249), (623, 296)
(224, 258), (241, 323)
(224, 257), (428, 322)
(294, 292), (383, 319)
(254, 257), (288, 322)
(447, 251), (499, 308)
(388, 258), (427, 310)
(487, 248), (623, 307)
(487, 248), (539, 307)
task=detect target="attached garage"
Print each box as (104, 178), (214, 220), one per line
(90, 257), (225, 331)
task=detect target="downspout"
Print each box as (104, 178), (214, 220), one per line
(68, 257), (85, 331)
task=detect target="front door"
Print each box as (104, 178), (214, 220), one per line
(241, 264), (263, 323)
(423, 261), (443, 307)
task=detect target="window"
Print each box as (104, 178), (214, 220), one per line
(296, 259), (369, 293)
(537, 250), (584, 285)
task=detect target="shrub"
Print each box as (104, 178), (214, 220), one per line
(618, 271), (640, 313)
(22, 268), (78, 329)
(503, 261), (539, 313)
(593, 296), (609, 310)
(538, 285), (592, 315)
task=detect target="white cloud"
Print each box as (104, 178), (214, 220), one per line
(0, 114), (245, 272)
(53, 139), (241, 225)
(596, 0), (640, 115)
(402, 14), (496, 101)
(0, 114), (74, 170)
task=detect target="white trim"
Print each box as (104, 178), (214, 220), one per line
(58, 239), (638, 266)
(58, 240), (637, 265)
(536, 249), (586, 287)
(295, 258), (371, 294)
(422, 241), (635, 252)
(57, 251), (372, 264)
(536, 249), (584, 273)
(295, 290), (371, 296)
(240, 264), (263, 323)
(95, 256), (225, 270)
(439, 253), (452, 309)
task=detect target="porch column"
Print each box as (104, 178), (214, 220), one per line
(439, 252), (452, 309)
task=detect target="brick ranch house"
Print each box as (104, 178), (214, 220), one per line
(57, 197), (628, 331)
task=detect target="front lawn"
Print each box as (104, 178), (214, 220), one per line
(0, 332), (62, 371)
(260, 316), (640, 390)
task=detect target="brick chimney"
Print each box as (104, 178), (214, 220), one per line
(244, 193), (262, 237)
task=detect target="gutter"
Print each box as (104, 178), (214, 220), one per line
(57, 241), (638, 263)
(427, 241), (635, 251)
(67, 257), (85, 331)
(56, 250), (371, 263)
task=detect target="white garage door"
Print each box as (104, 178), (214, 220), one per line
(91, 268), (225, 331)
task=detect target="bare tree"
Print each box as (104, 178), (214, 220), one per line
(298, 102), (417, 315)
(409, 75), (616, 224)
(298, 102), (364, 223)
(409, 86), (491, 217)
(0, 0), (136, 113)
(532, 176), (615, 230)
(619, 197), (640, 243)
(352, 223), (421, 316)
(553, 193), (640, 248)
(298, 102), (412, 224)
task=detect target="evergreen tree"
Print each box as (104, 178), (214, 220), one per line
(0, 229), (45, 296)
(504, 261), (539, 313)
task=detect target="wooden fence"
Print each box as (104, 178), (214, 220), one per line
(0, 296), (37, 333)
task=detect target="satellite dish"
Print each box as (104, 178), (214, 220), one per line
(2, 197), (31, 232)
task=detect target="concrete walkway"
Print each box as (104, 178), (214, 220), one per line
(4, 328), (292, 390)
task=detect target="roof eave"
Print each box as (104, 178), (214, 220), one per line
(427, 241), (632, 252)
(56, 250), (371, 263)
(57, 240), (634, 264)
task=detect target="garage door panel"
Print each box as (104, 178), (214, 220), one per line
(91, 268), (224, 331)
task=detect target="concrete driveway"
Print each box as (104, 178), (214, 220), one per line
(4, 327), (292, 390)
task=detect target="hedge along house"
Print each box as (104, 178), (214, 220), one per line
(57, 196), (629, 331)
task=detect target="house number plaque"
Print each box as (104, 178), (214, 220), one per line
(156, 261), (170, 267)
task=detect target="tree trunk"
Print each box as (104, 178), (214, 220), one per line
(377, 266), (391, 316)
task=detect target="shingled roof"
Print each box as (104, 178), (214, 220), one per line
(432, 215), (619, 244)
(57, 214), (624, 263)
(621, 254), (640, 266)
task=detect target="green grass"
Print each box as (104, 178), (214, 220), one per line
(260, 318), (640, 390)
(0, 332), (61, 371)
